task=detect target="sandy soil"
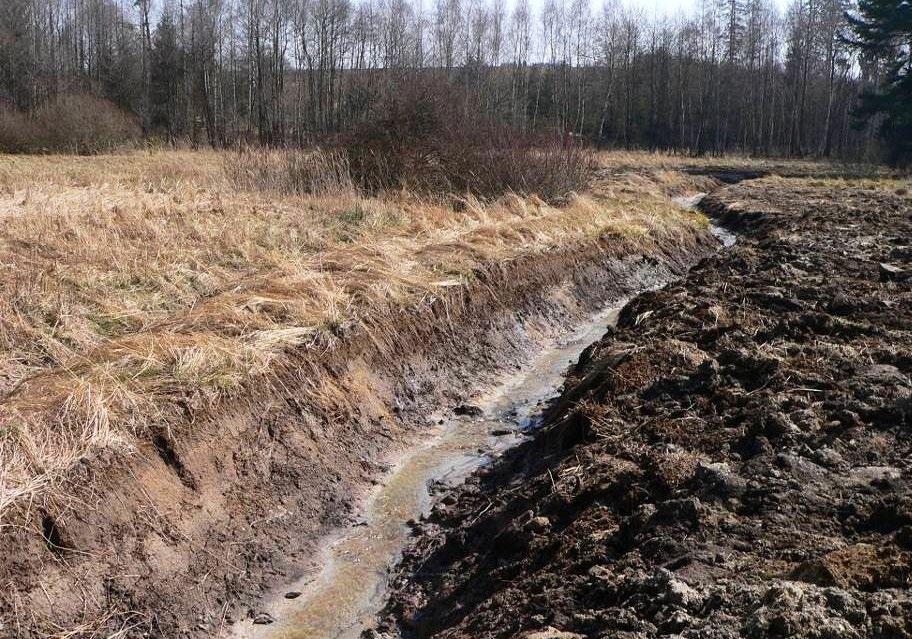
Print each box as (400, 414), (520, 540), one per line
(378, 177), (912, 638)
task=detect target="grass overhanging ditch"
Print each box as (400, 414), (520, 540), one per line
(0, 145), (760, 525)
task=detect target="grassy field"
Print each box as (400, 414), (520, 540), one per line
(0, 149), (730, 518)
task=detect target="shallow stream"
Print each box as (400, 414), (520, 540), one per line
(234, 194), (737, 639)
(236, 302), (629, 639)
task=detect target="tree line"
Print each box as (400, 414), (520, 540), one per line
(0, 0), (902, 160)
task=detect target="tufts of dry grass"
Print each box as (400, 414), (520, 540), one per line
(590, 149), (884, 175)
(0, 149), (712, 518)
(223, 147), (355, 196)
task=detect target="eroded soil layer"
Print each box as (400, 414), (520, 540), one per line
(0, 212), (715, 637)
(379, 179), (912, 638)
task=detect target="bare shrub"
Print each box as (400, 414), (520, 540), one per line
(439, 133), (595, 203)
(344, 80), (594, 202)
(0, 105), (38, 153)
(224, 83), (591, 202)
(32, 94), (141, 154)
(225, 147), (354, 195)
(0, 94), (139, 154)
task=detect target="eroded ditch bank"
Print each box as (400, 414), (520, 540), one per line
(0, 178), (719, 637)
(233, 191), (741, 639)
(235, 303), (631, 639)
(376, 177), (912, 638)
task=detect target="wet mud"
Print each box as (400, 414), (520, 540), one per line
(0, 182), (717, 638)
(379, 178), (912, 638)
(236, 306), (628, 639)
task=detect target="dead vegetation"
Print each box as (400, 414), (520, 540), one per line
(223, 147), (355, 196)
(0, 149), (719, 521)
(224, 84), (595, 203)
(0, 94), (141, 155)
(340, 83), (595, 202)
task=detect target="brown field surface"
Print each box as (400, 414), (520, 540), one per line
(0, 149), (721, 519)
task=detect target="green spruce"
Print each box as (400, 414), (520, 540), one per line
(846, 0), (912, 165)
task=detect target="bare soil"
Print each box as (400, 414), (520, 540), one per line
(0, 209), (715, 637)
(378, 178), (912, 638)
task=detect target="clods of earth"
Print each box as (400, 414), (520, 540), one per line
(376, 178), (912, 638)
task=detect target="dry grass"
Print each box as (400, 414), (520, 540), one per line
(0, 149), (716, 518)
(760, 174), (912, 193)
(223, 147), (355, 196)
(590, 149), (881, 175)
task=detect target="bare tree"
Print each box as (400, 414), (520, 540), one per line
(0, 0), (878, 158)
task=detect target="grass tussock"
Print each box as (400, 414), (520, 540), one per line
(224, 147), (355, 196)
(0, 149), (715, 517)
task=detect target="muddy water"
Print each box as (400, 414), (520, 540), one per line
(673, 192), (736, 247)
(237, 302), (629, 639)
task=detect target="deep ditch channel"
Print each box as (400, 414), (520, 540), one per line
(233, 302), (635, 639)
(374, 176), (912, 638)
(1, 185), (719, 639)
(2, 172), (787, 638)
(230, 188), (743, 639)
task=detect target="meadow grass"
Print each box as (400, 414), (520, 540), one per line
(0, 149), (766, 516)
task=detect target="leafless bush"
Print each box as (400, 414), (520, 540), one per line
(225, 82), (592, 202)
(0, 94), (140, 154)
(33, 95), (141, 153)
(344, 81), (594, 202)
(0, 106), (37, 153)
(224, 147), (354, 195)
(439, 135), (595, 203)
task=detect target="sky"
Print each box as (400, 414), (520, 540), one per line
(546, 0), (792, 19)
(622, 0), (704, 16)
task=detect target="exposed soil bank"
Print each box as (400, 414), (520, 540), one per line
(0, 189), (716, 637)
(378, 179), (912, 638)
(236, 304), (631, 639)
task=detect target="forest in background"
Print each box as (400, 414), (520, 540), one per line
(0, 0), (902, 160)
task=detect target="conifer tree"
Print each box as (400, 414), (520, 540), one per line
(846, 0), (912, 165)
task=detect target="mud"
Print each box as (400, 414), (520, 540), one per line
(235, 305), (628, 639)
(0, 188), (716, 637)
(379, 179), (912, 638)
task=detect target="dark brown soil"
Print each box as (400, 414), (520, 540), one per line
(378, 178), (912, 638)
(0, 196), (716, 637)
